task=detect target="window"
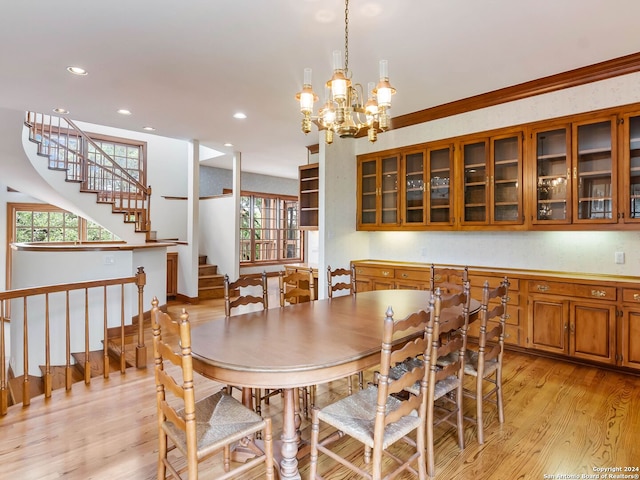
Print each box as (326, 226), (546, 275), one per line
(10, 204), (119, 244)
(239, 193), (302, 264)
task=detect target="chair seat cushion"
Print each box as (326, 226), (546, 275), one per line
(317, 386), (422, 450)
(163, 390), (266, 458)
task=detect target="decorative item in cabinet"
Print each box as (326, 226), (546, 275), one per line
(428, 144), (454, 225)
(357, 153), (400, 228)
(299, 163), (319, 229)
(620, 111), (640, 223)
(532, 125), (571, 224)
(462, 139), (488, 224)
(573, 117), (616, 223)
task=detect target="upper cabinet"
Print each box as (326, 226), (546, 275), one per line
(573, 116), (617, 224)
(355, 103), (640, 231)
(461, 131), (523, 226)
(620, 110), (640, 224)
(357, 152), (400, 228)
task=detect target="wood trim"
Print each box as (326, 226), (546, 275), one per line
(390, 52), (640, 130)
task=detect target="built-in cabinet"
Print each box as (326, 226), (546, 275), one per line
(166, 252), (178, 298)
(356, 104), (640, 231)
(527, 280), (617, 365)
(351, 259), (640, 374)
(299, 163), (319, 230)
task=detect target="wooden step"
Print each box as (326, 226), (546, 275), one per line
(199, 255), (207, 265)
(198, 285), (226, 299)
(198, 264), (218, 276)
(198, 274), (225, 288)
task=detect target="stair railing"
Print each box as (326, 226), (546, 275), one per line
(24, 112), (152, 236)
(0, 267), (146, 416)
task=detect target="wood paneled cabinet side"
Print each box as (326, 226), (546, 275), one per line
(166, 252), (178, 298)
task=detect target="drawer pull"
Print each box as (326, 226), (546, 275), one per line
(591, 289), (606, 298)
(401, 273), (408, 278)
(634, 293), (640, 301)
(434, 274), (443, 282)
(382, 270), (390, 277)
(536, 285), (550, 292)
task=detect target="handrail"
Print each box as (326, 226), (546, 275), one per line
(24, 112), (152, 234)
(0, 267), (146, 416)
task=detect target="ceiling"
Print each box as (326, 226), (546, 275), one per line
(2, 0), (640, 179)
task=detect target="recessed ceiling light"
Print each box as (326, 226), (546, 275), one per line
(143, 126), (155, 131)
(53, 108), (69, 114)
(66, 66), (87, 76)
(224, 143), (233, 147)
(117, 109), (132, 115)
(233, 112), (247, 119)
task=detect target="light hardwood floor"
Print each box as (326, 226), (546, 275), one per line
(2, 288), (640, 479)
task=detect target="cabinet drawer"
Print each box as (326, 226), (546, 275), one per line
(469, 275), (519, 291)
(529, 281), (616, 301)
(395, 269), (430, 282)
(622, 288), (640, 304)
(354, 266), (394, 279)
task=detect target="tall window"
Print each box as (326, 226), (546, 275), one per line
(240, 193), (301, 264)
(10, 204), (119, 243)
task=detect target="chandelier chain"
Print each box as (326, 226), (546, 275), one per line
(344, 0), (349, 73)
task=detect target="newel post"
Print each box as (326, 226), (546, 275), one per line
(135, 266), (147, 368)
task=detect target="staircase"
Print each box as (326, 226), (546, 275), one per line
(22, 111), (152, 242)
(198, 255), (225, 299)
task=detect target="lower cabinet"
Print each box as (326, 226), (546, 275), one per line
(352, 260), (640, 373)
(528, 296), (616, 364)
(527, 280), (617, 366)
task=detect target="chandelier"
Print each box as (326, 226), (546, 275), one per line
(296, 0), (396, 144)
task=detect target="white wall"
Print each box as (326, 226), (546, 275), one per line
(320, 71), (640, 277)
(199, 195), (236, 279)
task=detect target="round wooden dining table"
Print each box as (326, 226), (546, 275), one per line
(190, 289), (479, 480)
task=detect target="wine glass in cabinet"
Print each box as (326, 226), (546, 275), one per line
(532, 125), (571, 224)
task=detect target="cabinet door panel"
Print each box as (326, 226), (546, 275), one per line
(621, 309), (640, 369)
(528, 297), (568, 354)
(533, 126), (571, 224)
(492, 134), (523, 224)
(570, 302), (616, 364)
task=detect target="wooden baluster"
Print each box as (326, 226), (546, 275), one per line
(44, 293), (52, 398)
(65, 291), (72, 390)
(119, 284), (126, 373)
(1, 299), (7, 415)
(103, 286), (110, 379)
(135, 266), (147, 368)
(22, 297), (30, 407)
(84, 288), (90, 385)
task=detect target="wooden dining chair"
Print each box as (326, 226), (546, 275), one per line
(308, 304), (432, 479)
(224, 272), (277, 415)
(326, 264), (355, 298)
(327, 264), (364, 395)
(150, 298), (275, 480)
(406, 284), (470, 477)
(462, 277), (509, 444)
(279, 267), (315, 306)
(430, 264), (469, 293)
(224, 272), (268, 317)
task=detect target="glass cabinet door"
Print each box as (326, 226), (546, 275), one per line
(622, 112), (640, 222)
(573, 117), (616, 223)
(403, 150), (425, 225)
(358, 159), (377, 226)
(462, 140), (488, 223)
(427, 145), (453, 224)
(533, 126), (571, 224)
(491, 134), (522, 223)
(380, 154), (399, 225)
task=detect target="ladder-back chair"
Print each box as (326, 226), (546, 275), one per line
(308, 305), (432, 479)
(327, 265), (355, 298)
(463, 277), (509, 444)
(430, 264), (469, 293)
(151, 298), (274, 480)
(279, 267), (315, 306)
(224, 272), (268, 317)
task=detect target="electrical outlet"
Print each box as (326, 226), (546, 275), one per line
(615, 251), (625, 264)
(104, 255), (115, 265)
